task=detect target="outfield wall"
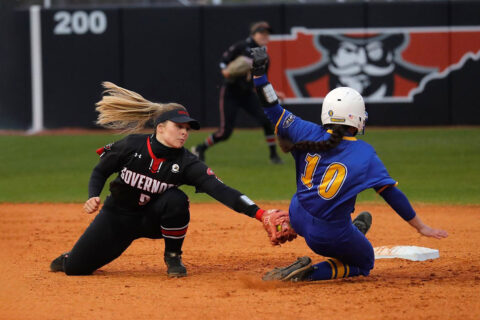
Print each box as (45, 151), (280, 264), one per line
(1, 1), (480, 130)
(0, 2), (32, 130)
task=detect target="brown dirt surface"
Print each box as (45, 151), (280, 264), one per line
(0, 203), (479, 320)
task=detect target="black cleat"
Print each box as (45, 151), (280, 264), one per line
(190, 145), (205, 162)
(262, 256), (313, 282)
(50, 252), (69, 272)
(270, 154), (284, 165)
(164, 251), (187, 278)
(353, 211), (373, 235)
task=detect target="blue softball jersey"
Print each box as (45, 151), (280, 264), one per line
(265, 104), (396, 223)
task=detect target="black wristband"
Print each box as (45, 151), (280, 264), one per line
(255, 83), (279, 108)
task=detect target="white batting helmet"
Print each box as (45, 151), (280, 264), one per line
(321, 87), (367, 132)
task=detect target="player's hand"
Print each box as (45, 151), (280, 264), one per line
(417, 225), (448, 239)
(250, 47), (269, 76)
(408, 216), (448, 239)
(257, 209), (297, 245)
(276, 216), (297, 244)
(84, 197), (101, 214)
(221, 69), (230, 79)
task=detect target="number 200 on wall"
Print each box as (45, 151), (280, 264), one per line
(53, 11), (107, 35)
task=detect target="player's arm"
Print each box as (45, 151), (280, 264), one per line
(250, 46), (282, 121)
(183, 161), (261, 217)
(250, 47), (319, 138)
(85, 168), (107, 214)
(250, 48), (321, 143)
(376, 185), (448, 239)
(367, 152), (447, 239)
(253, 75), (320, 143)
(85, 137), (128, 214)
(182, 160), (296, 245)
(219, 41), (243, 78)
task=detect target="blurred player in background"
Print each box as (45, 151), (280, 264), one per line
(250, 48), (448, 282)
(50, 82), (295, 277)
(191, 21), (283, 164)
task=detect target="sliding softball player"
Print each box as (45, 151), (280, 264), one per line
(250, 47), (447, 281)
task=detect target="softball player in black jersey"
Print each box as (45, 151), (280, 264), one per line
(50, 82), (295, 277)
(191, 21), (283, 164)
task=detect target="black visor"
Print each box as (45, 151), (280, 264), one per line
(154, 109), (200, 130)
(250, 22), (273, 35)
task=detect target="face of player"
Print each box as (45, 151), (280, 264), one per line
(156, 121), (190, 148)
(253, 31), (270, 47)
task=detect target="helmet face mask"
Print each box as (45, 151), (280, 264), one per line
(321, 87), (367, 134)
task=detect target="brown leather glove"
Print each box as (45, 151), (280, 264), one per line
(256, 209), (297, 245)
(225, 56), (253, 78)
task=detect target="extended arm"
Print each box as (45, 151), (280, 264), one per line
(378, 186), (448, 239)
(196, 174), (262, 218)
(198, 176), (296, 245)
(250, 47), (322, 143)
(183, 160), (296, 245)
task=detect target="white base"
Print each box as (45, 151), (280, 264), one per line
(374, 246), (439, 261)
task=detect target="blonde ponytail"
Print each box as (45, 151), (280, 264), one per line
(95, 81), (186, 133)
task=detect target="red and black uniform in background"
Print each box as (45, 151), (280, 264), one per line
(63, 134), (261, 275)
(194, 36), (280, 163)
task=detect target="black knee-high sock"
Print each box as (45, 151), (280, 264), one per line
(199, 134), (215, 150)
(164, 237), (185, 254)
(269, 145), (278, 157)
(161, 219), (189, 254)
(159, 191), (190, 255)
(266, 134), (278, 157)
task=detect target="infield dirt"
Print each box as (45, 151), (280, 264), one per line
(0, 203), (479, 320)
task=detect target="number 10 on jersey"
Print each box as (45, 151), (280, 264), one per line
(301, 154), (348, 200)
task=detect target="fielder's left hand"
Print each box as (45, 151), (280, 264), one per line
(257, 209), (297, 245)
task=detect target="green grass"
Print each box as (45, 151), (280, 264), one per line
(359, 127), (480, 204)
(0, 127), (479, 204)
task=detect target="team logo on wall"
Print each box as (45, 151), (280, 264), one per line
(268, 27), (480, 103)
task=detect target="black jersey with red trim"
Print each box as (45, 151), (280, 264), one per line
(220, 36), (270, 93)
(90, 134), (259, 217)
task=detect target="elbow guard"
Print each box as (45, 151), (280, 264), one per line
(234, 194), (260, 218)
(255, 83), (279, 108)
